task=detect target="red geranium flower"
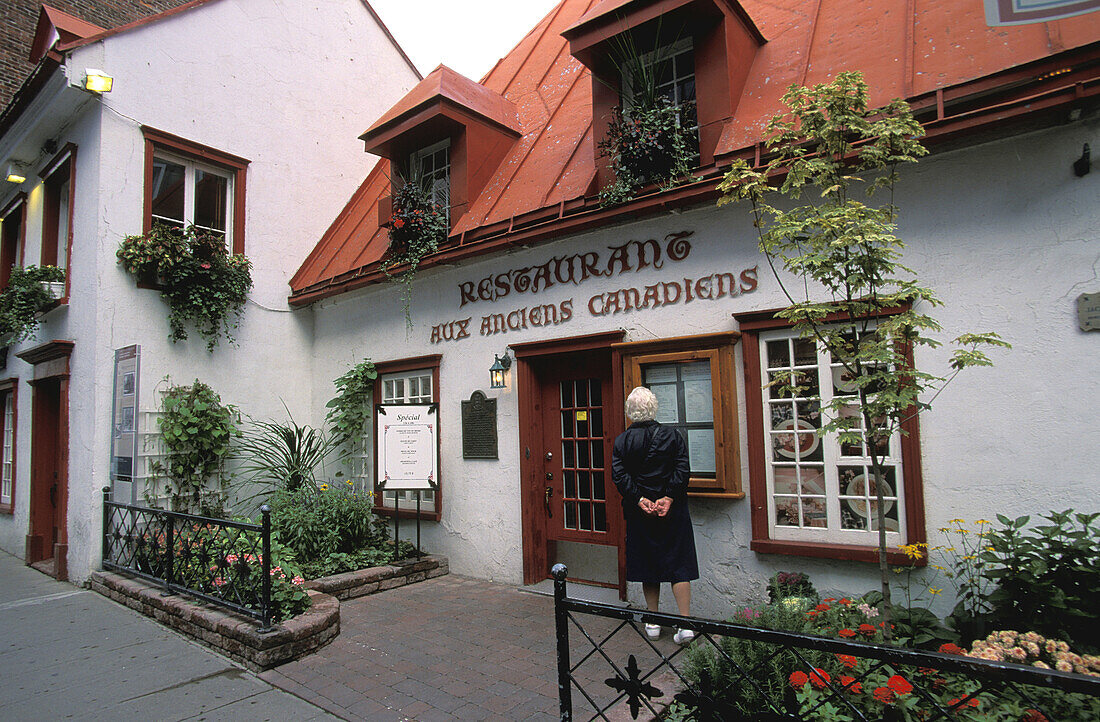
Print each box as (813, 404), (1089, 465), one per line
(836, 654), (859, 669)
(839, 598), (851, 605)
(839, 675), (862, 694)
(839, 628), (857, 638)
(1021, 709), (1049, 722)
(393, 218), (405, 229)
(948, 697), (981, 709)
(789, 671), (809, 689)
(808, 668), (831, 690)
(814, 603), (831, 612)
(873, 687), (896, 704)
(887, 675), (913, 695)
(823, 597), (836, 602)
(858, 623), (877, 637)
(938, 642), (966, 656)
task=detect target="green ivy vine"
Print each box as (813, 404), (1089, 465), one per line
(325, 358), (377, 449)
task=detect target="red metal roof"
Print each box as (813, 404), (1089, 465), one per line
(290, 0), (1100, 302)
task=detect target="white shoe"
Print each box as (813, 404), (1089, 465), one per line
(673, 629), (695, 645)
(644, 624), (661, 639)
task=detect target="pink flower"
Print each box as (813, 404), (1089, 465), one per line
(200, 262), (211, 269)
(292, 576), (305, 586)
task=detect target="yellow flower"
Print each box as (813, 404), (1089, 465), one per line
(929, 588), (942, 595)
(320, 483), (329, 491)
(949, 518), (966, 524)
(976, 519), (991, 525)
(346, 479), (353, 486)
(898, 543), (925, 560)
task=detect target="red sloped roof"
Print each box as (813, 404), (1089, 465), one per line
(290, 0), (1100, 301)
(30, 6), (106, 63)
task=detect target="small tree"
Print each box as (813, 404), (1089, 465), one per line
(718, 72), (1009, 628)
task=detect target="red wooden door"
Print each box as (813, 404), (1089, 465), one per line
(538, 352), (619, 547)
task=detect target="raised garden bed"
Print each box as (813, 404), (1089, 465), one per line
(305, 554), (448, 600)
(88, 555), (448, 670)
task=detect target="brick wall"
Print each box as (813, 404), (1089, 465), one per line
(0, 0), (194, 111)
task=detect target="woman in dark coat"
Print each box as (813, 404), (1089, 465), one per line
(612, 386), (698, 644)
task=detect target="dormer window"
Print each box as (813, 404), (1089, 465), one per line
(622, 38), (700, 157)
(412, 140), (451, 225)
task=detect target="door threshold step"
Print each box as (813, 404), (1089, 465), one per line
(520, 579), (628, 606)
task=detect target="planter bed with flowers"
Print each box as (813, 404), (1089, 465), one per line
(89, 569), (339, 671)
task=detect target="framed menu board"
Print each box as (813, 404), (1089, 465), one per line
(376, 404), (438, 490)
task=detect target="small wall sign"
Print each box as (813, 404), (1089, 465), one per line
(1078, 293), (1100, 332)
(461, 391), (498, 459)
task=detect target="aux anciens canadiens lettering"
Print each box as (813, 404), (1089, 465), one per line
(429, 230), (758, 343)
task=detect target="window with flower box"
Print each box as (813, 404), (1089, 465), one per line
(142, 127), (248, 254)
(40, 146), (75, 300)
(0, 195), (26, 289)
(412, 140), (450, 226)
(737, 309), (926, 564)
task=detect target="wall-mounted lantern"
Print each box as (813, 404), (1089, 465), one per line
(489, 353), (512, 389)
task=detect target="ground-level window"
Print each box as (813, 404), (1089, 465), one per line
(616, 332), (741, 497)
(142, 127), (248, 254)
(371, 355), (441, 520)
(0, 381), (16, 513)
(737, 309), (926, 564)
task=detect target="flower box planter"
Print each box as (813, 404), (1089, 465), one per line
(41, 280), (65, 300)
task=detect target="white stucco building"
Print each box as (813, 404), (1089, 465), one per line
(289, 0), (1100, 617)
(0, 0), (419, 582)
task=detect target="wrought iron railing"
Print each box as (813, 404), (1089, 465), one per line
(101, 487), (273, 630)
(552, 565), (1100, 721)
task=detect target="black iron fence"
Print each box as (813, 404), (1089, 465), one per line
(101, 487), (273, 630)
(552, 565), (1100, 721)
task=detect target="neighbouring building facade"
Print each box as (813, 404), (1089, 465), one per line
(0, 0), (419, 582)
(290, 0), (1100, 616)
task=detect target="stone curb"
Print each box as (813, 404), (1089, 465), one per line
(88, 571), (340, 672)
(305, 554), (449, 600)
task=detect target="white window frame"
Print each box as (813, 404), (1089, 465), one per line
(376, 368), (437, 512)
(150, 151), (234, 247)
(1, 391), (14, 507)
(410, 140), (450, 226)
(758, 326), (907, 546)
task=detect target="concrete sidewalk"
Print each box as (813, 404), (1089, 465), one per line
(0, 550), (336, 721)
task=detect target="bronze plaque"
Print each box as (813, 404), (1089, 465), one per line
(462, 390), (498, 459)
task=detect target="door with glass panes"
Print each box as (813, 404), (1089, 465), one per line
(538, 351), (622, 570)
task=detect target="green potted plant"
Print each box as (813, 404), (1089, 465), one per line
(117, 224), (252, 352)
(0, 265), (67, 346)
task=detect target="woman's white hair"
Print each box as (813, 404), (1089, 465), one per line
(625, 386), (658, 422)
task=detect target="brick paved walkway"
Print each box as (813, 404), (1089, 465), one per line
(259, 574), (684, 721)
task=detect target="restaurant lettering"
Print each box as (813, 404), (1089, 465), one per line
(457, 231), (694, 307)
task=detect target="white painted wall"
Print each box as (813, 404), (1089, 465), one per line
(310, 118), (1100, 619)
(0, 0), (418, 581)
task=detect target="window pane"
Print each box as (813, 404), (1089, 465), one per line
(194, 169), (228, 233)
(151, 158), (185, 225)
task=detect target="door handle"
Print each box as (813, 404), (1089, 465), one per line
(544, 486), (553, 517)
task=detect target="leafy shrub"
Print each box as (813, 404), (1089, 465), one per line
(117, 224), (252, 351)
(0, 265), (66, 344)
(977, 511), (1100, 653)
(269, 482), (392, 577)
(153, 380), (239, 515)
(325, 359), (377, 449)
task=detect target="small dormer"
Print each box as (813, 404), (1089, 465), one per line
(562, 0), (764, 190)
(360, 65), (522, 234)
(29, 5), (105, 64)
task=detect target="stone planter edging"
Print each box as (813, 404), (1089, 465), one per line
(305, 554), (448, 600)
(88, 570), (339, 671)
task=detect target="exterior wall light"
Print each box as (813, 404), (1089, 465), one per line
(5, 163), (26, 184)
(489, 353), (512, 389)
(83, 69), (113, 93)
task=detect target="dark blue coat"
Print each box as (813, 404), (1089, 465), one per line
(611, 420), (698, 583)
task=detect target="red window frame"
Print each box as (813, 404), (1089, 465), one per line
(0, 194), (27, 289)
(141, 126), (249, 255)
(372, 354), (442, 522)
(736, 307), (927, 565)
(39, 144), (77, 302)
